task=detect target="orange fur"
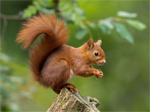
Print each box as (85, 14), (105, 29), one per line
(16, 14), (69, 81)
(16, 14), (106, 94)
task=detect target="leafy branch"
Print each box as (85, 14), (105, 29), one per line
(0, 0), (146, 45)
(22, 0), (146, 43)
(90, 11), (146, 43)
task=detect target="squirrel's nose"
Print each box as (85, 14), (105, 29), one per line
(101, 60), (106, 64)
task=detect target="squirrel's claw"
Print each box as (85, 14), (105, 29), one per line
(95, 69), (103, 78)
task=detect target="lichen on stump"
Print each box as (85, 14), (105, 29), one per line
(47, 88), (100, 112)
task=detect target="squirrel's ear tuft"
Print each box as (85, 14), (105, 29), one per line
(87, 38), (94, 49)
(96, 40), (102, 46)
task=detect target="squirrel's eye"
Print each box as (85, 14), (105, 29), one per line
(94, 52), (99, 56)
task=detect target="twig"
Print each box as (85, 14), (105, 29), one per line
(0, 13), (24, 20)
(52, 0), (60, 16)
(1, 15), (7, 42)
(0, 13), (24, 43)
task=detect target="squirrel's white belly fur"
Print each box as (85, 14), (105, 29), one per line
(67, 69), (77, 83)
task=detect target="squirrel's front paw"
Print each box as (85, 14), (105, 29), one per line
(94, 69), (103, 78)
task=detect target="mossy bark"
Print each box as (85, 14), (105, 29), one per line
(47, 88), (100, 112)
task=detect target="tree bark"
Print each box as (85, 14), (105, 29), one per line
(47, 88), (100, 112)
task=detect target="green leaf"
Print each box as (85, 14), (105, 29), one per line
(71, 13), (77, 21)
(9, 103), (19, 111)
(23, 0), (42, 18)
(6, 81), (19, 90)
(39, 8), (54, 14)
(38, 0), (45, 6)
(0, 53), (11, 62)
(126, 19), (146, 30)
(0, 65), (9, 71)
(21, 91), (32, 99)
(74, 7), (85, 15)
(0, 84), (10, 98)
(76, 27), (88, 40)
(9, 76), (26, 84)
(29, 6), (37, 14)
(117, 11), (137, 18)
(23, 7), (34, 18)
(33, 1), (41, 9)
(114, 22), (134, 43)
(88, 22), (96, 29)
(98, 21), (113, 34)
(42, 0), (50, 7)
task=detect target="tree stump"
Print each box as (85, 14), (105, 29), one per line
(47, 88), (100, 112)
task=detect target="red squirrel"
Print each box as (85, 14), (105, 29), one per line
(16, 14), (106, 94)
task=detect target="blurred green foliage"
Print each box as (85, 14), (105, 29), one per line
(0, 0), (149, 111)
(0, 52), (36, 111)
(21, 0), (146, 43)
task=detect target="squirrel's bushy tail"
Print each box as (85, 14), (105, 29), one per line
(16, 14), (69, 81)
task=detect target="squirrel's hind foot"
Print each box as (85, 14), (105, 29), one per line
(63, 83), (78, 93)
